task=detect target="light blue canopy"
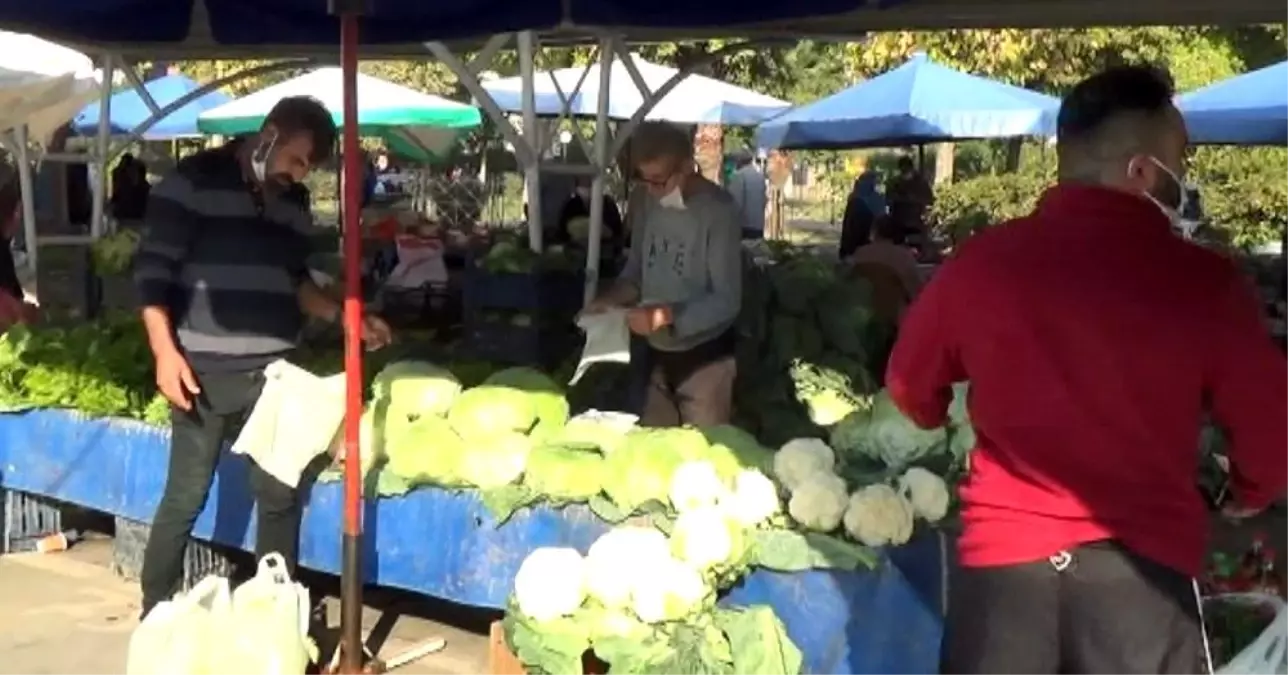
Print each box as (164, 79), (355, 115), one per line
(73, 73), (232, 139)
(479, 54), (790, 126)
(756, 52), (1060, 150)
(1176, 61), (1287, 146)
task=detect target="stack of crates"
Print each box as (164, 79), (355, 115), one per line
(110, 516), (237, 591)
(1, 490), (63, 554)
(461, 260), (585, 368)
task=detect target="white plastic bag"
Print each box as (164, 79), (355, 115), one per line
(233, 360), (346, 488)
(224, 553), (318, 675)
(1209, 592), (1288, 675)
(570, 309), (630, 385)
(126, 575), (232, 675)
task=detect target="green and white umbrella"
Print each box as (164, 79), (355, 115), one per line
(197, 67), (481, 161)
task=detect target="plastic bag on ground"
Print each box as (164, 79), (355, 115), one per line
(1210, 592), (1288, 675)
(126, 575), (232, 675)
(225, 553), (319, 675)
(571, 309), (630, 385)
(232, 359), (345, 488)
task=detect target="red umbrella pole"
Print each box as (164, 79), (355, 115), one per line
(337, 8), (366, 674)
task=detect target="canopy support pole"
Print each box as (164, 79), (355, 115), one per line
(90, 53), (115, 241)
(14, 125), (38, 296)
(584, 38), (613, 305)
(517, 31), (542, 252)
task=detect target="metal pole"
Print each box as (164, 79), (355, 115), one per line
(14, 126), (38, 297)
(90, 54), (115, 239)
(584, 39), (612, 305)
(337, 9), (366, 675)
(517, 30), (542, 252)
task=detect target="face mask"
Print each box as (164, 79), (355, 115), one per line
(250, 132), (278, 184)
(1140, 156), (1187, 226)
(658, 186), (686, 210)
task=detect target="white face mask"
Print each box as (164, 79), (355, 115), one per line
(659, 186), (686, 210)
(1141, 156), (1188, 227)
(250, 132), (278, 184)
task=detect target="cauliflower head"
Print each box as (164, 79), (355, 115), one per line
(773, 438), (836, 493)
(787, 471), (848, 532)
(843, 484), (915, 547)
(897, 467), (950, 523)
(719, 469), (781, 528)
(513, 547), (587, 622)
(669, 460), (729, 514)
(630, 555), (712, 624)
(671, 505), (744, 572)
(584, 526), (670, 609)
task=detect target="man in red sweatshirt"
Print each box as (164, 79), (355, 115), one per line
(887, 65), (1287, 674)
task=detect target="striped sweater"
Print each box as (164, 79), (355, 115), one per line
(133, 145), (314, 373)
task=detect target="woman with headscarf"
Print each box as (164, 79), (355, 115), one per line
(838, 170), (887, 260)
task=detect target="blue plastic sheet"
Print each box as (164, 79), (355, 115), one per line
(0, 409), (943, 674)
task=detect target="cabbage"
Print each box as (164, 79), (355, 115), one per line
(600, 428), (706, 513)
(371, 360), (462, 418)
(350, 399), (415, 477)
(447, 385), (538, 441)
(458, 431), (531, 488)
(698, 425), (775, 480)
(383, 415), (468, 487)
(830, 390), (947, 469)
(483, 367), (570, 440)
(558, 413), (635, 455)
(524, 443), (605, 501)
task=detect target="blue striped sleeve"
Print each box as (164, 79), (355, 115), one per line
(133, 172), (198, 308)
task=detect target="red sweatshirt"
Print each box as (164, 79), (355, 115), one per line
(887, 184), (1287, 577)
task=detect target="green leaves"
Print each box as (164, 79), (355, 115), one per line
(504, 607), (592, 675)
(749, 529), (878, 573)
(480, 483), (541, 525)
(715, 606), (803, 675)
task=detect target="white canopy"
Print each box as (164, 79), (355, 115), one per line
(0, 31), (101, 142)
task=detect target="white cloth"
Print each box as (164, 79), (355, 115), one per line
(571, 309), (631, 385)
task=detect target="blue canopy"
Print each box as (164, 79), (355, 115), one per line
(73, 74), (232, 139)
(1176, 61), (1287, 146)
(756, 53), (1060, 150)
(0, 0), (879, 46)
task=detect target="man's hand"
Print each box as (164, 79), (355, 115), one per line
(581, 296), (619, 316)
(155, 349), (200, 412)
(628, 304), (673, 336)
(362, 314), (393, 350)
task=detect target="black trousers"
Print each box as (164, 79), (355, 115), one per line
(944, 540), (1208, 674)
(139, 369), (305, 615)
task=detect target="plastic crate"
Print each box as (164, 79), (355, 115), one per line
(111, 516), (236, 591)
(461, 316), (581, 368)
(462, 266), (585, 313)
(1, 490), (64, 554)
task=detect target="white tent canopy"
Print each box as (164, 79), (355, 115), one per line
(480, 53), (791, 125)
(0, 30), (100, 142)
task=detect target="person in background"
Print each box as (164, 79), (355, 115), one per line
(727, 153), (767, 240)
(555, 176), (625, 248)
(886, 156), (933, 243)
(887, 65), (1287, 674)
(0, 164), (37, 327)
(110, 153), (149, 220)
(132, 96), (394, 619)
(585, 121), (743, 427)
(838, 170), (887, 259)
(850, 215), (922, 321)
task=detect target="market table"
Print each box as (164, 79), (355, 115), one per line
(0, 409), (946, 674)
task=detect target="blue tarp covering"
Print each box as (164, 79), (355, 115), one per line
(0, 409), (945, 673)
(756, 52), (1060, 150)
(0, 0), (885, 45)
(73, 74), (232, 140)
(1176, 61), (1288, 146)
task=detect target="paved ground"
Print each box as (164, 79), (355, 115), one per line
(0, 537), (490, 675)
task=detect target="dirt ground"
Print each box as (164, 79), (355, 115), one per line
(0, 536), (490, 675)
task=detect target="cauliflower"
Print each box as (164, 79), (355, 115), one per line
(719, 469), (781, 527)
(631, 555), (712, 624)
(513, 547), (587, 621)
(897, 467), (950, 523)
(584, 526), (671, 609)
(773, 438), (836, 493)
(787, 471), (849, 532)
(671, 505), (744, 572)
(669, 460), (729, 513)
(842, 484), (915, 547)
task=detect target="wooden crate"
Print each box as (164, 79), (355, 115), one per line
(487, 621), (608, 675)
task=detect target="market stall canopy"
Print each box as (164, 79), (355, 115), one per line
(1176, 61), (1287, 146)
(73, 73), (233, 140)
(755, 52), (1059, 150)
(480, 54), (791, 125)
(0, 0), (1276, 59)
(196, 68), (482, 161)
(0, 31), (101, 142)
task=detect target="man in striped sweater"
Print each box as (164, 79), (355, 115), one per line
(133, 96), (392, 617)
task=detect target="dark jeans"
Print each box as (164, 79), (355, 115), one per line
(139, 369), (305, 616)
(944, 540), (1207, 674)
(640, 332), (737, 428)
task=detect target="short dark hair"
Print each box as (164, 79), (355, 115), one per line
(631, 121), (694, 166)
(1057, 64), (1175, 142)
(264, 96), (337, 165)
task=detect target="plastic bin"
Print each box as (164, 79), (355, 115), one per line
(112, 516), (236, 592)
(463, 266), (584, 314)
(1, 489), (64, 553)
(462, 316), (581, 368)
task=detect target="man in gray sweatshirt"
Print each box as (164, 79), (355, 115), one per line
(586, 122), (743, 426)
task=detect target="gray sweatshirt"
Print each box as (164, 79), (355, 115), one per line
(621, 178), (743, 352)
